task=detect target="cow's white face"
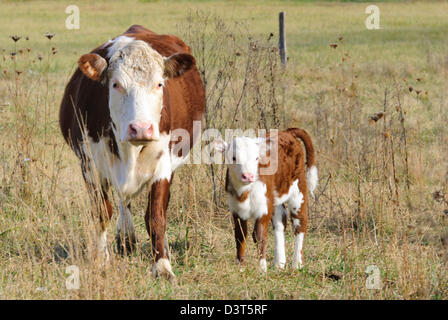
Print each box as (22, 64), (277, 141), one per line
(216, 137), (269, 185)
(107, 41), (164, 144)
(77, 37), (195, 146)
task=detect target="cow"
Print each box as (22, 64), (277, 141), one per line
(215, 128), (317, 271)
(59, 25), (205, 280)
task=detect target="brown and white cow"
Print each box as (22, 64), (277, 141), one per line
(215, 128), (317, 271)
(59, 25), (205, 279)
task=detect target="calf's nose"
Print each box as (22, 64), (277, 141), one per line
(241, 173), (255, 182)
(128, 121), (154, 141)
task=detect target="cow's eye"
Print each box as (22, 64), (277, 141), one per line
(157, 82), (163, 88)
(112, 82), (119, 89)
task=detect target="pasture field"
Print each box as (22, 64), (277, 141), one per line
(1, 0), (448, 299)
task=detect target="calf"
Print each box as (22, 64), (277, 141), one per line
(215, 128), (317, 271)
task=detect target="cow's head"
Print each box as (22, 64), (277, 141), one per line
(78, 39), (195, 145)
(215, 137), (271, 185)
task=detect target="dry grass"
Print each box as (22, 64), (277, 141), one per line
(0, 0), (448, 299)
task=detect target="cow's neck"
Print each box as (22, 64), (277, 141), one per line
(118, 141), (143, 165)
(108, 131), (170, 199)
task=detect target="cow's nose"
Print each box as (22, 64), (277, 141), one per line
(128, 121), (154, 141)
(241, 173), (255, 182)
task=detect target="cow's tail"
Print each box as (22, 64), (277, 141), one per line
(286, 128), (318, 197)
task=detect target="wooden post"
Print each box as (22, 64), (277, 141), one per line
(278, 12), (287, 67)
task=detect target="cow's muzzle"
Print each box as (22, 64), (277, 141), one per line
(127, 121), (157, 144)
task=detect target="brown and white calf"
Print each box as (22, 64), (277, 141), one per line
(59, 25), (205, 279)
(215, 128), (317, 271)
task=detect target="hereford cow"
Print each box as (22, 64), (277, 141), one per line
(215, 128), (317, 271)
(59, 25), (205, 279)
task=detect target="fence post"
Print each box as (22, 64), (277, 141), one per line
(279, 12), (287, 67)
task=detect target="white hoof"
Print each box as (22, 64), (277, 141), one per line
(274, 261), (285, 269)
(259, 258), (267, 273)
(96, 231), (110, 264)
(292, 258), (303, 270)
(152, 258), (176, 281)
(236, 259), (246, 272)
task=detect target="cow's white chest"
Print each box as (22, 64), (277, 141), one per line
(83, 132), (185, 199)
(229, 181), (268, 221)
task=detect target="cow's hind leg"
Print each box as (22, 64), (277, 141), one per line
(145, 177), (175, 280)
(288, 184), (307, 269)
(116, 200), (137, 255)
(272, 205), (287, 269)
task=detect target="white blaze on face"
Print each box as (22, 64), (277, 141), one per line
(226, 137), (263, 184)
(107, 38), (165, 143)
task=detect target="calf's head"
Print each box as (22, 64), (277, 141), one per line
(215, 137), (271, 185)
(78, 39), (195, 145)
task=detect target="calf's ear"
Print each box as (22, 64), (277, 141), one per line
(214, 139), (228, 153)
(78, 53), (108, 81)
(257, 137), (273, 156)
(164, 53), (195, 78)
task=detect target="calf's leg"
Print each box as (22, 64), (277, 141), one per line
(253, 214), (270, 272)
(272, 205), (287, 269)
(288, 185), (308, 269)
(233, 214), (248, 264)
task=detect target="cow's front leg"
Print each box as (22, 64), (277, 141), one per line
(116, 200), (136, 255)
(96, 185), (113, 263)
(81, 160), (113, 263)
(145, 177), (175, 280)
(253, 214), (270, 273)
(86, 183), (113, 262)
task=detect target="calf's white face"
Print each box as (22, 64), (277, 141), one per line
(77, 37), (195, 146)
(216, 137), (269, 185)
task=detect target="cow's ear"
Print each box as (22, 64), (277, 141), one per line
(78, 53), (107, 81)
(163, 53), (195, 78)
